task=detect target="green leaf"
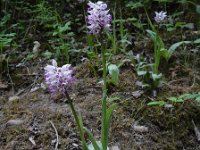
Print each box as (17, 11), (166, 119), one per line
(182, 23), (194, 30)
(152, 73), (162, 81)
(168, 96), (185, 103)
(167, 97), (177, 102)
(147, 101), (166, 106)
(182, 94), (198, 100)
(160, 48), (169, 60)
(42, 51), (52, 59)
(126, 1), (143, 9)
(108, 64), (119, 85)
(178, 93), (190, 99)
(107, 96), (120, 103)
(146, 29), (156, 41)
(106, 104), (117, 126)
(87, 141), (110, 150)
(176, 99), (184, 102)
(83, 127), (101, 150)
(168, 41), (192, 59)
(58, 22), (71, 33)
(105, 103), (117, 140)
(146, 29), (165, 50)
(194, 39), (200, 44)
(175, 21), (185, 28)
(137, 70), (147, 76)
(196, 5), (200, 14)
(195, 96), (200, 102)
(78, 116), (89, 150)
(126, 17), (138, 22)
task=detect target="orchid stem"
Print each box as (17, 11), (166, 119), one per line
(101, 40), (108, 150)
(65, 91), (88, 150)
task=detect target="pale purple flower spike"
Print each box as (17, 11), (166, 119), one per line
(44, 59), (75, 93)
(154, 11), (167, 23)
(87, 1), (112, 34)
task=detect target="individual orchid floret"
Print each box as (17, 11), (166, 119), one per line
(44, 59), (75, 93)
(87, 1), (112, 34)
(154, 11), (167, 23)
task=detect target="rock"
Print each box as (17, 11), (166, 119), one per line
(132, 124), (148, 133)
(72, 143), (78, 147)
(0, 81), (8, 89)
(29, 136), (36, 146)
(164, 104), (173, 109)
(110, 145), (120, 150)
(33, 41), (41, 53)
(132, 90), (144, 98)
(8, 96), (20, 102)
(6, 119), (24, 127)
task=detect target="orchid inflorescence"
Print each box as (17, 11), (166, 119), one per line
(87, 1), (112, 34)
(154, 11), (167, 23)
(44, 59), (75, 93)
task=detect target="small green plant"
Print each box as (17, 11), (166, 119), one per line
(135, 54), (162, 89)
(148, 93), (200, 107)
(34, 1), (58, 29)
(52, 21), (74, 63)
(0, 14), (16, 77)
(44, 2), (117, 150)
(142, 7), (198, 90)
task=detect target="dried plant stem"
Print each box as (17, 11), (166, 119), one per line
(50, 121), (59, 150)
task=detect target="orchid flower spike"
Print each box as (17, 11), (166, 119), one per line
(154, 11), (167, 23)
(44, 59), (76, 93)
(87, 1), (112, 34)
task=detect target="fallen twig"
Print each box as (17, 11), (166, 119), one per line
(192, 120), (200, 141)
(50, 121), (59, 150)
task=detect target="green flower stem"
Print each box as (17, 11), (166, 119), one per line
(154, 32), (159, 74)
(101, 42), (108, 150)
(65, 91), (88, 150)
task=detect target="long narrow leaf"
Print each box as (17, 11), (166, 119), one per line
(83, 127), (101, 150)
(168, 41), (192, 58)
(78, 116), (89, 150)
(105, 104), (117, 133)
(146, 29), (156, 41)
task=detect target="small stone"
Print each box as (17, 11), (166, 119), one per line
(164, 104), (173, 109)
(132, 90), (144, 98)
(72, 143), (78, 147)
(0, 81), (8, 89)
(33, 41), (41, 53)
(110, 145), (120, 150)
(6, 119), (24, 127)
(8, 96), (20, 102)
(29, 136), (36, 146)
(132, 124), (148, 133)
